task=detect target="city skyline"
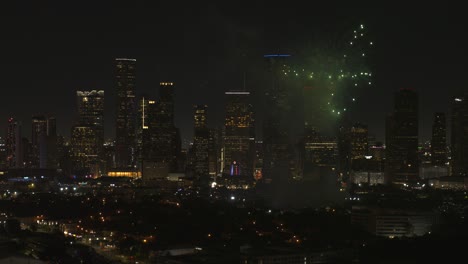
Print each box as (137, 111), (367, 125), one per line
(1, 3), (467, 145)
(1, 4), (468, 263)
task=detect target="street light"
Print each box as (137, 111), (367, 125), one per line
(364, 156), (373, 185)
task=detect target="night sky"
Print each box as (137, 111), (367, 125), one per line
(1, 2), (467, 147)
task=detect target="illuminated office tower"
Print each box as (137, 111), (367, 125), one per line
(349, 123), (368, 160)
(431, 112), (446, 166)
(115, 58), (136, 169)
(194, 105), (207, 129)
(71, 126), (98, 172)
(451, 95), (468, 176)
(193, 105), (210, 178)
(385, 89), (419, 184)
(223, 91), (255, 177)
(347, 123), (368, 171)
(6, 118), (22, 168)
(77, 90), (104, 150)
(72, 90), (105, 175)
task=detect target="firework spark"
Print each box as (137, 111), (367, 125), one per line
(282, 24), (373, 119)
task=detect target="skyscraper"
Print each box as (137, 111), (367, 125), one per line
(451, 95), (468, 176)
(136, 95), (156, 165)
(31, 115), (47, 168)
(158, 82), (175, 126)
(72, 90), (105, 175)
(262, 54), (292, 182)
(153, 82), (180, 171)
(76, 90), (104, 138)
(193, 105), (210, 178)
(224, 91), (255, 177)
(115, 58), (136, 169)
(349, 123), (368, 161)
(303, 127), (338, 182)
(431, 112), (447, 166)
(349, 123), (369, 172)
(31, 115), (56, 168)
(208, 128), (219, 177)
(0, 137), (6, 170)
(71, 126), (98, 174)
(6, 118), (22, 168)
(194, 104), (208, 129)
(337, 124), (352, 181)
(385, 89), (419, 184)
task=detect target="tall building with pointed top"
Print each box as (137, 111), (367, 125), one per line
(431, 112), (446, 166)
(115, 58), (136, 169)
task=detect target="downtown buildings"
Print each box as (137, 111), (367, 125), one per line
(2, 55), (465, 189)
